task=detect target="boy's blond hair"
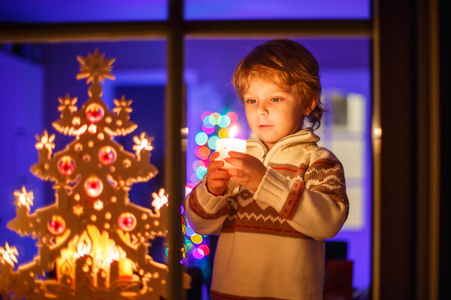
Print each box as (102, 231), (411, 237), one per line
(232, 39), (324, 129)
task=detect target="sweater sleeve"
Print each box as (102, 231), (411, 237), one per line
(183, 177), (232, 236)
(254, 149), (349, 241)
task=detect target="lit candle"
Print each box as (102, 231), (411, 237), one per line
(215, 126), (246, 169)
(59, 259), (74, 288)
(110, 260), (119, 284)
(14, 187), (33, 223)
(15, 203), (27, 222)
(75, 255), (93, 288)
(75, 232), (93, 287)
(97, 268), (107, 289)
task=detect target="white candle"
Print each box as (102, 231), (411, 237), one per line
(215, 126), (246, 169)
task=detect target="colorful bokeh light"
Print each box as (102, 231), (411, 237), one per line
(192, 248), (205, 259)
(217, 115), (231, 128)
(200, 111), (212, 121)
(184, 110), (243, 269)
(227, 111), (238, 124)
(195, 132), (208, 146)
(207, 135), (219, 150)
(198, 244), (210, 256)
(218, 128), (229, 138)
(191, 234), (203, 244)
(195, 146), (211, 160)
(203, 117), (215, 129)
(202, 124), (215, 134)
(192, 160), (205, 171)
(195, 166), (207, 180)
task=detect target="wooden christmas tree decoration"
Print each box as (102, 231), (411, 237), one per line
(0, 49), (190, 299)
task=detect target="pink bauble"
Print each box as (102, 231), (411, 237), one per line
(98, 146), (116, 165)
(118, 213), (137, 232)
(85, 104), (104, 123)
(84, 176), (104, 198)
(48, 215), (66, 235)
(58, 156), (75, 176)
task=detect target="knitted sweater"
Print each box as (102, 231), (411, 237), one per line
(184, 128), (349, 300)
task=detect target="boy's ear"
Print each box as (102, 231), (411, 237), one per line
(303, 97), (318, 116)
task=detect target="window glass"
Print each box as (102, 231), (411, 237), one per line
(0, 1), (167, 23)
(186, 0), (370, 20)
(185, 38), (371, 296)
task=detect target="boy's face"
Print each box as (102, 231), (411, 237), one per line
(243, 79), (308, 150)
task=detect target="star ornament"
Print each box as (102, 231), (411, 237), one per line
(113, 95), (133, 115)
(76, 49), (116, 83)
(151, 188), (168, 211)
(13, 186), (34, 210)
(0, 242), (19, 267)
(93, 199), (104, 211)
(58, 94), (78, 113)
(35, 130), (55, 152)
(133, 132), (154, 154)
(73, 204), (84, 216)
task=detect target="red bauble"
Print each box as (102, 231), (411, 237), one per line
(84, 176), (104, 198)
(98, 146), (116, 165)
(48, 215), (66, 235)
(58, 156), (75, 176)
(85, 104), (104, 123)
(118, 213), (137, 232)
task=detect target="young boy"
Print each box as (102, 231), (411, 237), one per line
(184, 39), (349, 300)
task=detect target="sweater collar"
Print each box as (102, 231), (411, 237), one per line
(247, 128), (320, 162)
(248, 127), (320, 147)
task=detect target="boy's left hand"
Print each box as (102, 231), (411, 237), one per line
(225, 151), (267, 192)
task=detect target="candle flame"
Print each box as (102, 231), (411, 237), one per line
(108, 244), (120, 261)
(19, 194), (26, 205)
(14, 187), (34, 209)
(229, 126), (238, 138)
(96, 252), (106, 269)
(76, 232), (93, 257)
(60, 259), (72, 276)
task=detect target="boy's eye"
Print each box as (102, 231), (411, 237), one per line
(271, 97), (282, 102)
(246, 99), (257, 104)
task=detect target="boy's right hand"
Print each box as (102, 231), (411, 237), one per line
(206, 152), (232, 196)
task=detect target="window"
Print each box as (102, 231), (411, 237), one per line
(0, 1), (373, 299)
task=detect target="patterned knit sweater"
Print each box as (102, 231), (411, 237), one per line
(184, 128), (349, 300)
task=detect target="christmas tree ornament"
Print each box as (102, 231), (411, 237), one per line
(48, 215), (66, 235)
(0, 49), (190, 300)
(84, 175), (104, 198)
(98, 146), (117, 165)
(85, 103), (104, 123)
(58, 156), (76, 176)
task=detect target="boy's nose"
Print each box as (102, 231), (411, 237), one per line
(257, 103), (268, 115)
